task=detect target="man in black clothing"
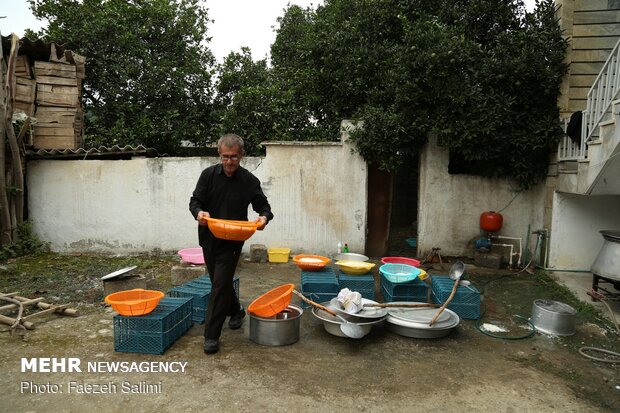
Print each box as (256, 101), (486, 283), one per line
(189, 134), (273, 354)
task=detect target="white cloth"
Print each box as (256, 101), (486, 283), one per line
(337, 288), (363, 314)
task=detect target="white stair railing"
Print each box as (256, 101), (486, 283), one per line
(558, 118), (580, 161)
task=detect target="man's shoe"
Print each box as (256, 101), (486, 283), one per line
(228, 307), (246, 330)
(204, 339), (220, 354)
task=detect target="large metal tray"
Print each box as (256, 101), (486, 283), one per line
(385, 304), (459, 339)
(385, 318), (457, 339)
(387, 302), (453, 328)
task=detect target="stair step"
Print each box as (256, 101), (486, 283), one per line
(558, 159), (578, 173)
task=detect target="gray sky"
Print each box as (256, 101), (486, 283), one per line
(0, 0), (323, 62)
(1, 0), (537, 63)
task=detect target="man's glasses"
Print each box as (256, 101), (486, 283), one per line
(220, 155), (239, 162)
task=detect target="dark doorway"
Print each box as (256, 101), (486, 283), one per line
(386, 161), (419, 257)
(365, 165), (393, 257)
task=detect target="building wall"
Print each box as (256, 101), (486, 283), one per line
(417, 137), (546, 260)
(549, 192), (620, 269)
(557, 0), (620, 116)
(26, 123), (367, 256)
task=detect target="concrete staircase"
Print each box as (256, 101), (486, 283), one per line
(558, 99), (620, 195)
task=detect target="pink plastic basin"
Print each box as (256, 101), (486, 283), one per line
(381, 256), (421, 267)
(178, 247), (205, 265)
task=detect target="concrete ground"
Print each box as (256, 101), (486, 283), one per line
(552, 270), (620, 327)
(1, 258), (619, 412)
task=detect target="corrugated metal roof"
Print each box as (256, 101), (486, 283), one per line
(26, 145), (164, 160)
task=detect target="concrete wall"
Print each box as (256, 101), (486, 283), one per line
(557, 0), (620, 116)
(417, 137), (546, 259)
(549, 193), (620, 270)
(26, 123), (367, 256)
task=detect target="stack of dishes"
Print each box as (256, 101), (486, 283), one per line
(311, 298), (387, 338)
(385, 301), (460, 338)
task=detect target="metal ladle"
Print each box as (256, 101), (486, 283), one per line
(429, 261), (465, 326)
(292, 290), (366, 339)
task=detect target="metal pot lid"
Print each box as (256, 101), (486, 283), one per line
(329, 298), (388, 319)
(600, 230), (620, 242)
(101, 265), (138, 280)
(387, 303), (452, 325)
(386, 310), (459, 331)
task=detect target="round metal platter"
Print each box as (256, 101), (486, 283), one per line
(386, 302), (459, 330)
(384, 317), (457, 339)
(101, 265), (138, 280)
(329, 297), (388, 319)
(388, 304), (451, 326)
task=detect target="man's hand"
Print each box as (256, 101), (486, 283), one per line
(197, 211), (210, 226)
(255, 216), (268, 230)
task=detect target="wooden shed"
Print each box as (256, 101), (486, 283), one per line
(5, 37), (85, 150)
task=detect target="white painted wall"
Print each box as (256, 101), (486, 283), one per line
(417, 136), (546, 259)
(27, 124), (614, 268)
(26, 123), (367, 256)
(549, 193), (620, 270)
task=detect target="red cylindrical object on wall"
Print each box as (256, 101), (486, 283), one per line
(480, 211), (503, 232)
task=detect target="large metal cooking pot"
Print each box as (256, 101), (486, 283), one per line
(249, 305), (302, 346)
(591, 230), (620, 281)
(530, 299), (576, 336)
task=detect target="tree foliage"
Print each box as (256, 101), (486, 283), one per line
(23, 0), (568, 189)
(211, 46), (334, 154)
(27, 0), (216, 154)
(268, 0), (568, 189)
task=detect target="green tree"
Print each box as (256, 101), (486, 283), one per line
(27, 0), (216, 154)
(271, 0), (568, 189)
(212, 47), (330, 154)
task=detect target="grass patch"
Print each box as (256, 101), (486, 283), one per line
(0, 252), (178, 304)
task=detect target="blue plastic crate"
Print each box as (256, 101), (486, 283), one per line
(183, 280), (212, 291)
(168, 286), (210, 323)
(381, 285), (430, 303)
(301, 272), (339, 294)
(431, 275), (481, 319)
(380, 273), (429, 302)
(185, 277), (211, 289)
(301, 266), (337, 279)
(338, 273), (375, 300)
(113, 296), (193, 355)
(298, 289), (338, 309)
(183, 275), (238, 297)
(168, 276), (239, 324)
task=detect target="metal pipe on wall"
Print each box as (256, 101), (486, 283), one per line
(491, 235), (522, 266)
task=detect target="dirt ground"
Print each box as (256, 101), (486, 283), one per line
(1, 255), (619, 412)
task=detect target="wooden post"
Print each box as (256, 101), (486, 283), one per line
(14, 296), (79, 316)
(0, 297), (44, 312)
(0, 314), (34, 330)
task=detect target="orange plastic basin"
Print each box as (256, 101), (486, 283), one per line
(206, 218), (259, 241)
(248, 283), (295, 318)
(104, 289), (165, 316)
(292, 254), (330, 271)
